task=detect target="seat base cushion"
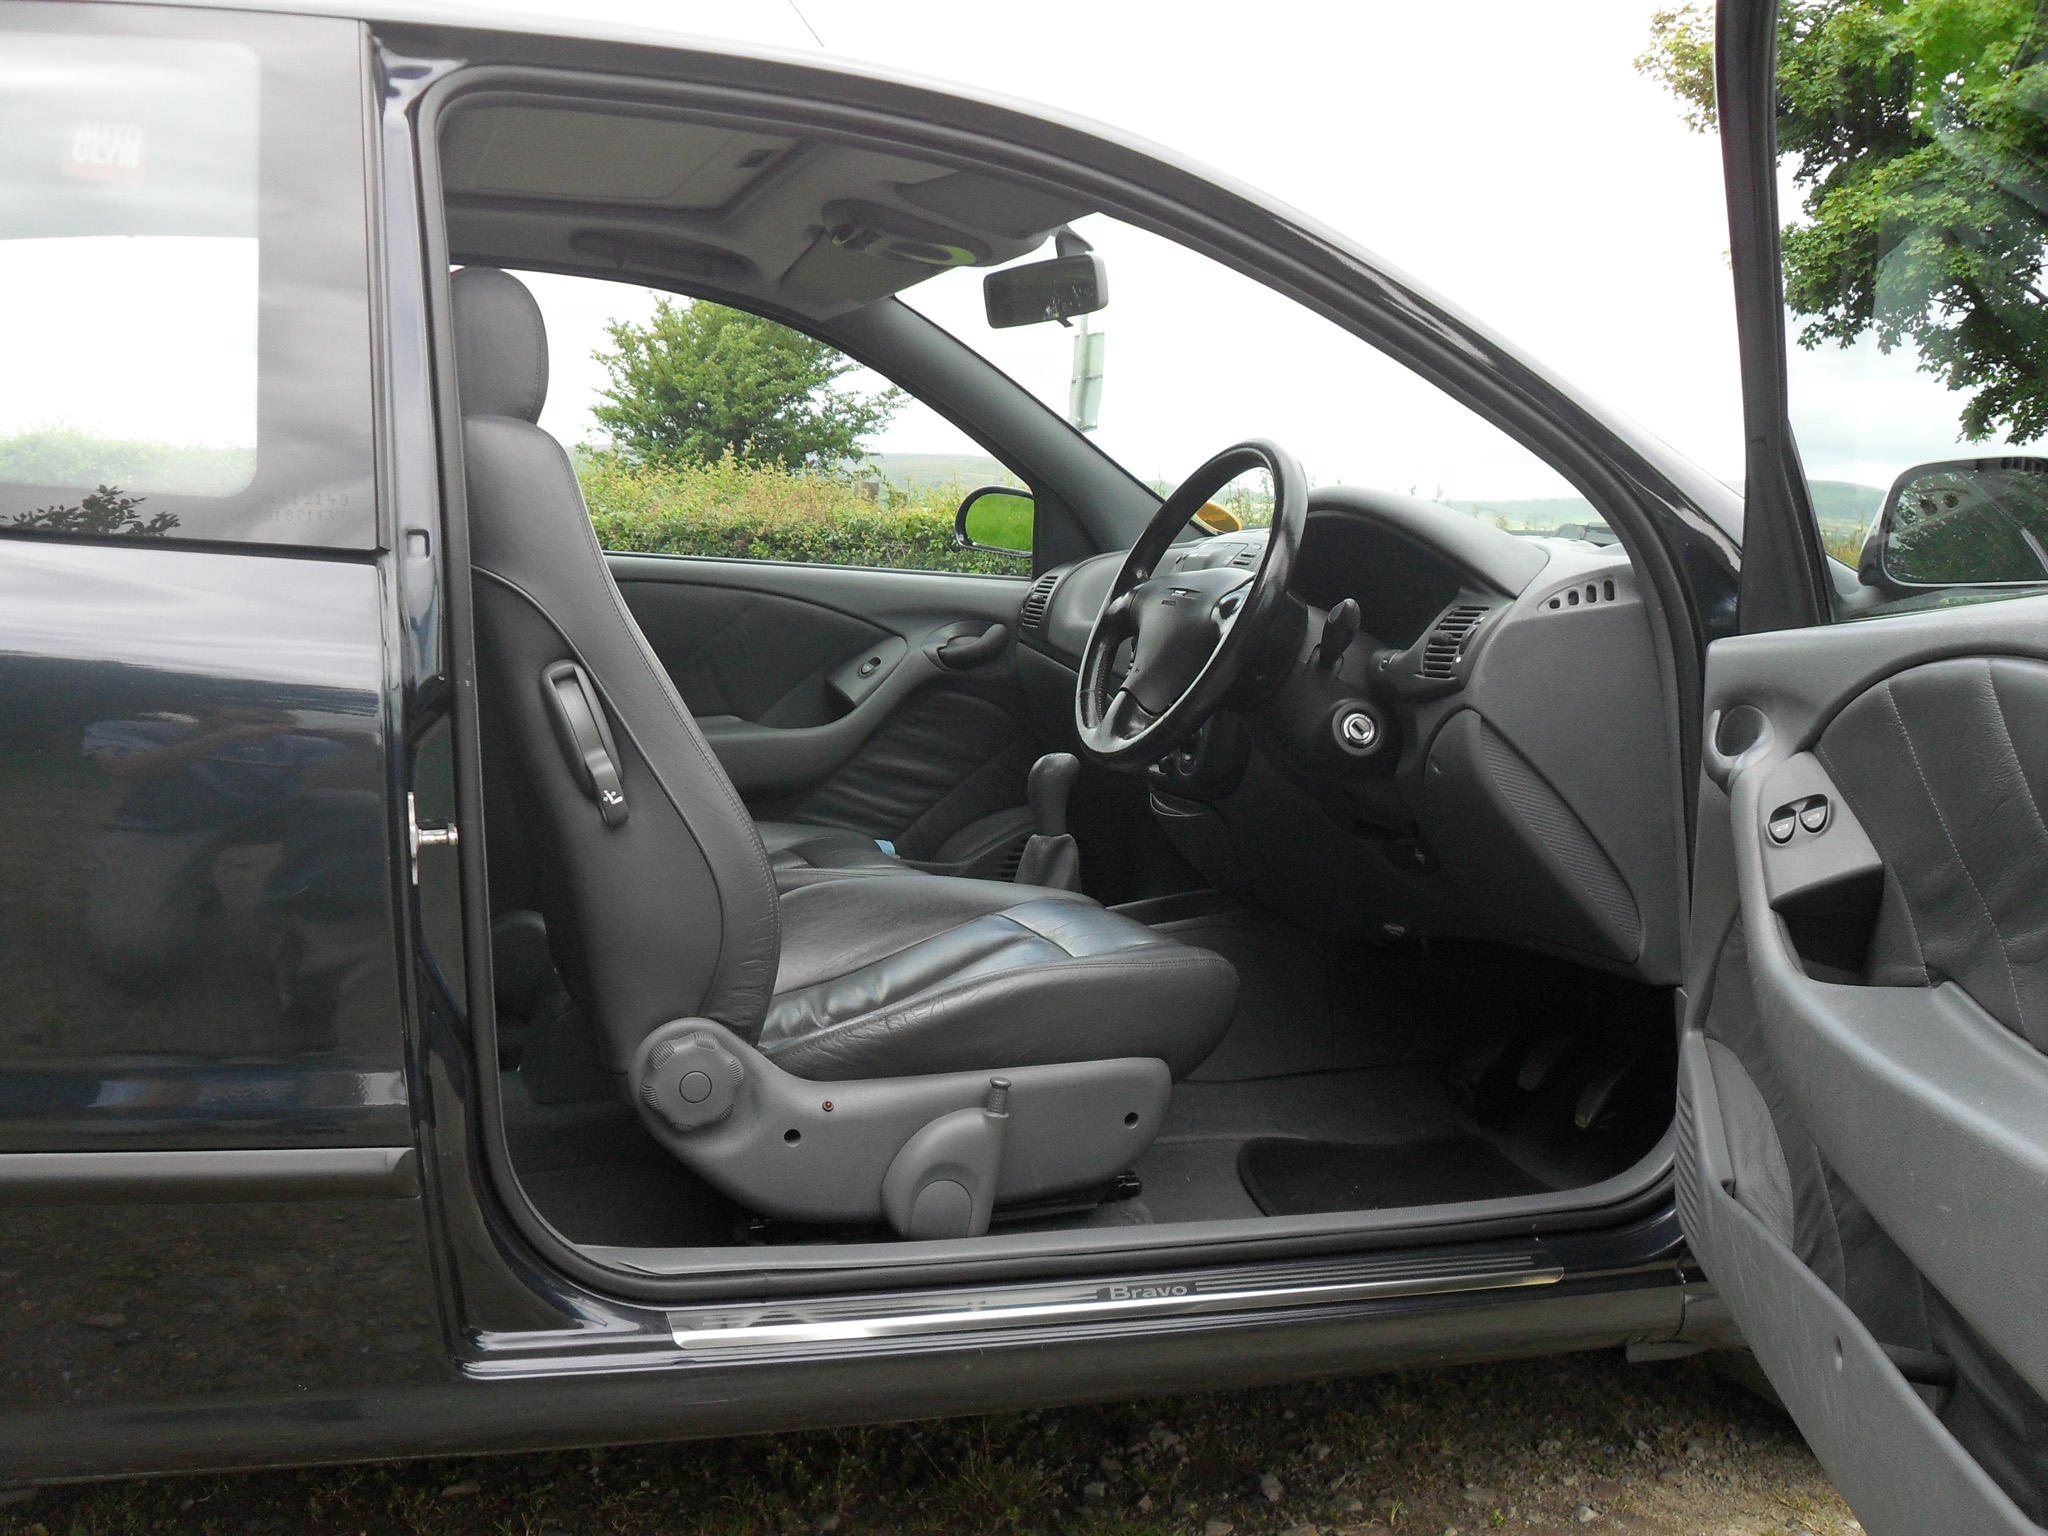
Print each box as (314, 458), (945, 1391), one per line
(760, 877), (1238, 1080)
(755, 820), (920, 891)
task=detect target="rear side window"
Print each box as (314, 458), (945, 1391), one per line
(0, 4), (375, 549)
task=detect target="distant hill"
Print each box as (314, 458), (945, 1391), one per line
(868, 453), (1019, 490)
(1446, 496), (1600, 528)
(1807, 480), (1884, 523)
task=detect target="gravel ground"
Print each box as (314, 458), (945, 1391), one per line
(0, 1346), (1857, 1536)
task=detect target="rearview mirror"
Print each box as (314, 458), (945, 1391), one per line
(954, 485), (1034, 557)
(982, 253), (1108, 329)
(1863, 456), (2048, 588)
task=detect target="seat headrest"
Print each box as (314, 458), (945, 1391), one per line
(451, 266), (549, 423)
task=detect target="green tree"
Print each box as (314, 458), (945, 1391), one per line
(1639, 0), (2048, 442)
(592, 299), (901, 470)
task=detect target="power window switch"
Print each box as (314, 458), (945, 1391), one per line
(1798, 796), (1831, 835)
(1767, 807), (1798, 844)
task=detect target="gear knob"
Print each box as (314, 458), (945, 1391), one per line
(1028, 752), (1080, 838)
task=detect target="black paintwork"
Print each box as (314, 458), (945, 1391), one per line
(0, 539), (407, 1151)
(0, 5), (1729, 1484)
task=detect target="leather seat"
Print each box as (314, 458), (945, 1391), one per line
(753, 819), (920, 890)
(453, 267), (1237, 1105)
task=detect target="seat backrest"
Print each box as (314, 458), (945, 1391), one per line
(452, 266), (781, 1074)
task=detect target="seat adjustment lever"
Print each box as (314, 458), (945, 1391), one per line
(882, 1078), (1010, 1239)
(540, 660), (628, 827)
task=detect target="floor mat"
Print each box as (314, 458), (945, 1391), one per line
(1237, 1134), (1549, 1216)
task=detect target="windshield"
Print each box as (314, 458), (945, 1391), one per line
(894, 213), (1596, 532)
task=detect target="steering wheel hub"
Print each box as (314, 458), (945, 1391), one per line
(1075, 440), (1307, 766)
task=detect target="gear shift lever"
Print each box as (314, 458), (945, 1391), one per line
(1014, 752), (1082, 890)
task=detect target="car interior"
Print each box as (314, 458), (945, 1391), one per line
(430, 86), (1685, 1275)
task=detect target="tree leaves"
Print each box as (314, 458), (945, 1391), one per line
(11, 486), (178, 537)
(591, 299), (901, 471)
(1640, 0), (2048, 444)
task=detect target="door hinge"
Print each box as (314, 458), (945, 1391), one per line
(408, 791), (458, 885)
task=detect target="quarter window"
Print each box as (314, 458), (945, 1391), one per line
(0, 5), (375, 549)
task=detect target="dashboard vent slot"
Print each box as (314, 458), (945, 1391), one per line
(1229, 544), (1259, 569)
(1019, 570), (1061, 632)
(1420, 604), (1489, 679)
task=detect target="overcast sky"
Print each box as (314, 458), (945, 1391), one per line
(507, 0), (1751, 500)
(489, 0), (2034, 505)
(2, 0), (1997, 504)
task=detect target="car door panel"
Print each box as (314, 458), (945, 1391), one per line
(1679, 1099), (2040, 1534)
(761, 684), (1039, 858)
(1681, 593), (2048, 1530)
(619, 577), (888, 730)
(607, 554), (1047, 854)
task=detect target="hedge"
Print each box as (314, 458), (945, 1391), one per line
(577, 451), (1031, 576)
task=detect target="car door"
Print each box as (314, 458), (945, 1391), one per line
(1677, 2), (2048, 1529)
(0, 2), (446, 1460)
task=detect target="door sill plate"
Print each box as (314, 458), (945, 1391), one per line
(669, 1248), (1560, 1350)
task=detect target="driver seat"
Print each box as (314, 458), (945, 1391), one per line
(453, 268), (1236, 1226)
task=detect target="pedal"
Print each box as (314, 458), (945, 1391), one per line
(1444, 1023), (1536, 1126)
(1573, 1035), (1654, 1131)
(1515, 1031), (1577, 1094)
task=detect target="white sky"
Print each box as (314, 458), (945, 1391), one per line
(512, 0), (1749, 501)
(488, 0), (2026, 505)
(1, 0), (2004, 506)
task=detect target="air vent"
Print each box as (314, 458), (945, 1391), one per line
(1019, 569), (1062, 632)
(1544, 578), (1619, 611)
(1229, 544), (1258, 569)
(1419, 604), (1490, 679)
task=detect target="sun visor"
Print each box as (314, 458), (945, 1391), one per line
(443, 106), (794, 209)
(779, 200), (989, 305)
(897, 171), (1093, 241)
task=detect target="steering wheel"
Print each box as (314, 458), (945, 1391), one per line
(1075, 440), (1306, 766)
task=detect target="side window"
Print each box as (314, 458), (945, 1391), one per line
(519, 270), (1032, 574)
(1642, 4), (2048, 612)
(0, 5), (374, 549)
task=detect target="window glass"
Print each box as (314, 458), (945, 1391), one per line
(0, 6), (374, 549)
(521, 269), (1030, 574)
(901, 213), (1595, 533)
(1762, 1), (2048, 609)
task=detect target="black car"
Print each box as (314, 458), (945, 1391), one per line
(1, 2), (2043, 1529)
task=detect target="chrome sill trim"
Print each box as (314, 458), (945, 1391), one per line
(670, 1251), (1561, 1350)
(0, 1146), (418, 1205)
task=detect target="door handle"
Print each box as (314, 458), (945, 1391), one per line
(1703, 704), (1775, 792)
(935, 622), (1009, 670)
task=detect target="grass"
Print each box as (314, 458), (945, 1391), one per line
(0, 1350), (1856, 1536)
(577, 452), (1031, 575)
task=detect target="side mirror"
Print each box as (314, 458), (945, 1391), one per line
(1864, 456), (2048, 588)
(982, 253), (1107, 329)
(954, 486), (1034, 558)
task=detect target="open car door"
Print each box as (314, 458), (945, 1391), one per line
(1679, 2), (2048, 1529)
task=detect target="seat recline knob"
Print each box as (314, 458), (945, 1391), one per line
(639, 1029), (744, 1131)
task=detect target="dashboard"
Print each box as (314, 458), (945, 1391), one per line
(1016, 486), (1683, 987)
